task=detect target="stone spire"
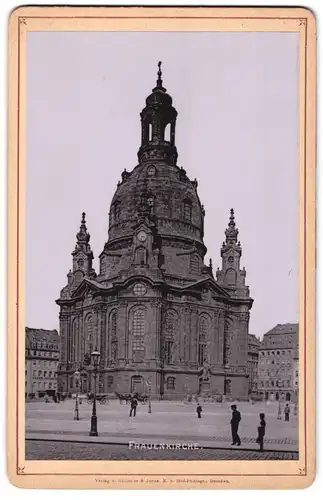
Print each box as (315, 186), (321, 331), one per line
(72, 212), (95, 277)
(216, 209), (247, 292)
(75, 212), (90, 249)
(225, 208), (239, 246)
(154, 61), (166, 91)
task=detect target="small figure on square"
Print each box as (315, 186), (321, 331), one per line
(284, 403), (290, 422)
(196, 403), (202, 419)
(230, 404), (241, 446)
(256, 413), (266, 452)
(129, 395), (138, 417)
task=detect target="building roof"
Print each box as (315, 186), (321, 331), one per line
(264, 323), (299, 336)
(248, 334), (261, 346)
(25, 327), (59, 348)
(260, 323), (299, 350)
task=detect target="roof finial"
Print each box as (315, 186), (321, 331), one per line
(76, 212), (90, 245)
(229, 208), (235, 227)
(157, 61), (163, 87)
(224, 208), (239, 246)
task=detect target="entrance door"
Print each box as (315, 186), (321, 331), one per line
(131, 375), (144, 395)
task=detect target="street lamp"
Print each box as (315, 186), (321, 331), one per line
(277, 381), (282, 420)
(89, 349), (100, 437)
(73, 370), (80, 421)
(148, 381), (152, 414)
(294, 387), (299, 416)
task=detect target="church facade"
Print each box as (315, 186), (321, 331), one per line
(56, 64), (253, 400)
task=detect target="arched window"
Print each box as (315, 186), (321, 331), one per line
(164, 123), (171, 142)
(74, 270), (83, 288)
(164, 311), (177, 364)
(114, 201), (121, 221)
(190, 254), (199, 273)
(147, 194), (155, 211)
(198, 315), (209, 366)
(149, 123), (153, 141)
(110, 311), (117, 362)
(111, 311), (117, 337)
(132, 308), (145, 361)
(166, 377), (175, 390)
(135, 246), (146, 265)
(100, 256), (106, 275)
(72, 319), (78, 362)
(84, 314), (93, 356)
(225, 268), (237, 286)
(183, 200), (192, 223)
(147, 165), (156, 177)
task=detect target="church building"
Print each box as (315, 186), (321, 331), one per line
(56, 63), (253, 400)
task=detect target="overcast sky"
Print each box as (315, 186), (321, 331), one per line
(26, 31), (299, 338)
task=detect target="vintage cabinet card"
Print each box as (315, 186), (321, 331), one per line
(7, 5), (316, 489)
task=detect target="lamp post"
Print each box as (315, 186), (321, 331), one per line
(73, 370), (80, 420)
(294, 387), (299, 416)
(89, 349), (100, 437)
(277, 381), (282, 420)
(148, 381), (152, 414)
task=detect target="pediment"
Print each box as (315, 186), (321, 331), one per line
(182, 278), (230, 298)
(71, 278), (105, 298)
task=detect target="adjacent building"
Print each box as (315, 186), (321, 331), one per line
(56, 63), (253, 400)
(257, 323), (299, 401)
(25, 327), (60, 399)
(247, 334), (260, 394)
(293, 347), (299, 397)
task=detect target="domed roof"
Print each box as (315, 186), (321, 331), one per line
(144, 61), (173, 108)
(108, 162), (205, 249)
(105, 63), (206, 255)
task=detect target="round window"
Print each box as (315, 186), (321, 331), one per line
(133, 283), (147, 296)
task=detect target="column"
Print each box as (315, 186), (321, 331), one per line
(117, 301), (127, 360)
(211, 310), (220, 364)
(179, 307), (185, 362)
(59, 310), (68, 364)
(190, 307), (198, 363)
(218, 310), (225, 365)
(92, 306), (99, 351)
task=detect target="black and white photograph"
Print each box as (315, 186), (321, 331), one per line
(23, 28), (303, 463)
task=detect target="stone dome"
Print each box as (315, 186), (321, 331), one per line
(108, 162), (205, 253)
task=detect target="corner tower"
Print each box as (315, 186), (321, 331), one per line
(216, 209), (248, 295)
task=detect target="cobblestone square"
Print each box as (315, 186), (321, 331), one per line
(26, 399), (299, 460)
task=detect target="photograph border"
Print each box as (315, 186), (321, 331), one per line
(7, 5), (316, 489)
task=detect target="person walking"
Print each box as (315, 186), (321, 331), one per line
(129, 396), (138, 417)
(284, 403), (290, 422)
(230, 404), (241, 446)
(256, 413), (266, 452)
(196, 403), (202, 419)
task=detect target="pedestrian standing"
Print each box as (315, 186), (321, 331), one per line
(230, 404), (241, 446)
(256, 413), (266, 452)
(197, 403), (202, 419)
(129, 396), (138, 417)
(284, 403), (290, 422)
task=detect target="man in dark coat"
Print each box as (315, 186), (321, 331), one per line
(129, 396), (138, 417)
(230, 404), (241, 446)
(284, 403), (290, 422)
(256, 413), (266, 451)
